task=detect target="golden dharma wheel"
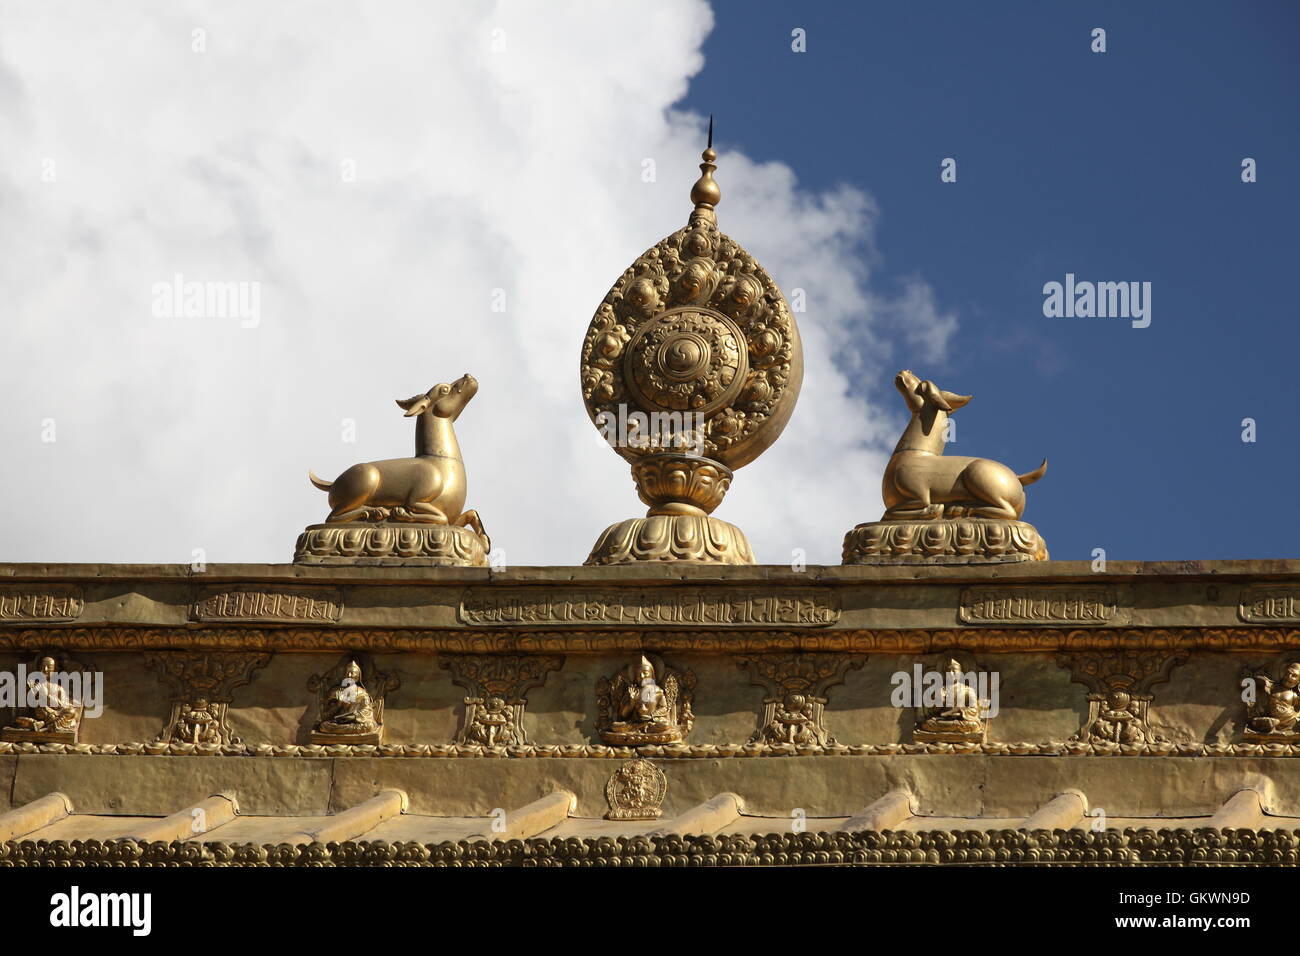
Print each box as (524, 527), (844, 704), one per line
(579, 148), (803, 472)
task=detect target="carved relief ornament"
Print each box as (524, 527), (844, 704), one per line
(440, 654), (562, 748)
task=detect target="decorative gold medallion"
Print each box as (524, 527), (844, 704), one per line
(580, 123), (802, 565)
(605, 759), (667, 821)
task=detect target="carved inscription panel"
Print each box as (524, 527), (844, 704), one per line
(191, 588), (343, 623)
(459, 588), (840, 627)
(1240, 587), (1300, 624)
(959, 586), (1118, 626)
(0, 586), (84, 624)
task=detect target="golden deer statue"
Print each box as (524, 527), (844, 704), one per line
(882, 369), (1047, 521)
(308, 373), (486, 540)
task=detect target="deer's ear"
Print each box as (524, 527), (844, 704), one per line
(940, 390), (972, 410)
(919, 380), (951, 411)
(396, 394), (431, 416)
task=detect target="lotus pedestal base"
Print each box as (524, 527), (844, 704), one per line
(585, 514), (755, 566)
(294, 522), (489, 567)
(842, 518), (1048, 565)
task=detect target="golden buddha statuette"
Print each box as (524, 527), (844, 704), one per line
(596, 654), (695, 746)
(1, 655), (83, 744)
(309, 657), (396, 746)
(914, 659), (988, 743)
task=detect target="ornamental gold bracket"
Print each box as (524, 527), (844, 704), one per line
(1057, 649), (1189, 748)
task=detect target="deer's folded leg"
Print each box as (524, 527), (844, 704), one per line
(401, 501), (450, 523)
(882, 502), (944, 520)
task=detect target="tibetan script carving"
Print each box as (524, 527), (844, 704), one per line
(1239, 588), (1300, 624)
(459, 588), (839, 627)
(0, 587), (83, 624)
(960, 586), (1116, 626)
(191, 588), (343, 624)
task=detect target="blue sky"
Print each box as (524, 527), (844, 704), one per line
(686, 0), (1300, 560)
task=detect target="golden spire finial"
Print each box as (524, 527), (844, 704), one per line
(689, 115), (720, 223)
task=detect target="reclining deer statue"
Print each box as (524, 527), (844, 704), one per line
(309, 373), (487, 540)
(881, 369), (1046, 521)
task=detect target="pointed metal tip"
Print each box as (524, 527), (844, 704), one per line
(707, 115), (714, 149)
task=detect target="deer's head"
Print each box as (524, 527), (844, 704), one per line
(895, 369), (970, 413)
(395, 373), (478, 421)
(894, 369), (971, 436)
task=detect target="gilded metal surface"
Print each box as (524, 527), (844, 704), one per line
(145, 650), (270, 746)
(843, 518), (1047, 565)
(586, 514), (755, 565)
(1242, 660), (1300, 742)
(1240, 587), (1300, 623)
(1057, 650), (1188, 748)
(959, 586), (1117, 625)
(580, 137), (802, 564)
(844, 370), (1049, 564)
(294, 522), (489, 566)
(14, 738), (1300, 758)
(740, 653), (863, 747)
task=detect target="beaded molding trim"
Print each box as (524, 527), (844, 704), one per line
(2, 829), (1296, 866)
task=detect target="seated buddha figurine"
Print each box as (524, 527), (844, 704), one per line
(599, 655), (691, 746)
(915, 659), (986, 742)
(5, 656), (80, 741)
(1245, 661), (1300, 739)
(315, 660), (379, 739)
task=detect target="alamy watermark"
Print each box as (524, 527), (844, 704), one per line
(1042, 273), (1151, 328)
(890, 663), (1000, 718)
(0, 663), (103, 717)
(151, 273), (261, 328)
(594, 404), (706, 455)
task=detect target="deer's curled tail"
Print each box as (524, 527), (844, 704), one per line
(1017, 459), (1048, 486)
(308, 470), (334, 491)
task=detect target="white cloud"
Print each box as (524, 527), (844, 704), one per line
(0, 0), (955, 566)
